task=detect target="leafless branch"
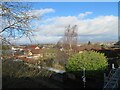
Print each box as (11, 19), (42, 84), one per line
(1, 2), (40, 44)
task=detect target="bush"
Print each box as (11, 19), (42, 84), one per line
(65, 51), (108, 72)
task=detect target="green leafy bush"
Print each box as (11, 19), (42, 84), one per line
(65, 51), (108, 72)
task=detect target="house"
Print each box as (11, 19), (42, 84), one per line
(18, 45), (56, 62)
(24, 45), (40, 50)
(75, 44), (102, 53)
(23, 45), (43, 60)
(31, 49), (43, 59)
(11, 45), (25, 51)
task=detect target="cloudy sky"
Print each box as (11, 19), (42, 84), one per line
(13, 2), (118, 44)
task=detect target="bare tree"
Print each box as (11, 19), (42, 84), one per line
(56, 25), (78, 65)
(0, 2), (39, 44)
(59, 25), (78, 53)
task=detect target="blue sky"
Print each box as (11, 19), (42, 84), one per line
(30, 2), (118, 19)
(13, 2), (118, 44)
(11, 0), (120, 2)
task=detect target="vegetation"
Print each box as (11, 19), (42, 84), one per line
(117, 54), (120, 67)
(37, 48), (56, 67)
(37, 55), (65, 70)
(65, 51), (108, 77)
(1, 45), (11, 50)
(2, 59), (55, 88)
(88, 41), (91, 45)
(1, 2), (40, 44)
(55, 25), (78, 67)
(117, 60), (120, 67)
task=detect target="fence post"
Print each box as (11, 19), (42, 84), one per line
(112, 64), (115, 69)
(82, 68), (86, 88)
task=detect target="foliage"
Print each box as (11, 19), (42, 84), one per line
(36, 48), (57, 67)
(88, 41), (91, 45)
(2, 45), (11, 50)
(37, 57), (54, 67)
(37, 56), (64, 70)
(42, 48), (56, 59)
(2, 59), (55, 88)
(52, 63), (65, 70)
(65, 51), (108, 72)
(2, 59), (54, 78)
(56, 25), (78, 62)
(44, 58), (54, 67)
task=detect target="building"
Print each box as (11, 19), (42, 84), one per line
(24, 45), (40, 50)
(23, 45), (43, 60)
(11, 45), (25, 51)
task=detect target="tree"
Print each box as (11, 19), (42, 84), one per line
(0, 2), (39, 44)
(57, 25), (78, 52)
(65, 51), (108, 73)
(62, 25), (78, 52)
(55, 25), (78, 66)
(88, 41), (91, 45)
(1, 45), (10, 50)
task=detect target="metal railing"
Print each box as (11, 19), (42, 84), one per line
(103, 66), (120, 90)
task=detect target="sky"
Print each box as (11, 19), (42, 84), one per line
(11, 2), (118, 44)
(3, 0), (119, 2)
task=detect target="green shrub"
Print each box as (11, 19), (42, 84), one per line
(65, 51), (108, 72)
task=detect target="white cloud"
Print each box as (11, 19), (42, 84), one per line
(12, 35), (62, 44)
(13, 11), (118, 44)
(78, 12), (93, 18)
(36, 15), (118, 36)
(27, 8), (55, 17)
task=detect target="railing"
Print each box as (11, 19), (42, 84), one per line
(103, 67), (120, 90)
